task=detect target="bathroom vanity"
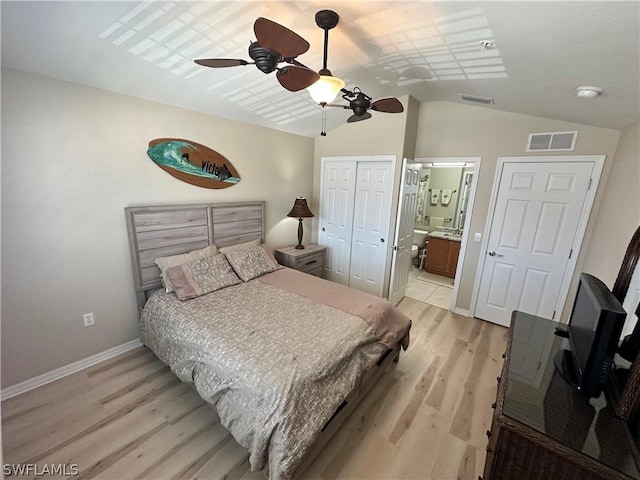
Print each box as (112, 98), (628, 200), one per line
(425, 232), (461, 278)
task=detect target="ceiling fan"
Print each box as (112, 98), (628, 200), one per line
(309, 10), (404, 135)
(327, 87), (404, 123)
(194, 10), (403, 135)
(194, 17), (319, 92)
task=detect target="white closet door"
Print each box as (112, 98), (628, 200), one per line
(349, 161), (394, 296)
(319, 161), (357, 285)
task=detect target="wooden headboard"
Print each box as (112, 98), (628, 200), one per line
(125, 201), (265, 308)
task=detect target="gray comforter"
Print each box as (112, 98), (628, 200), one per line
(140, 268), (410, 479)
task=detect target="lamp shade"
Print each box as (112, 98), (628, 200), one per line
(307, 75), (345, 104)
(287, 197), (314, 218)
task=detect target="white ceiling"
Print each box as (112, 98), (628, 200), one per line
(2, 1), (638, 138)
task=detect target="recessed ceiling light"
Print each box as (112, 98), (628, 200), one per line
(576, 86), (603, 98)
(431, 162), (467, 167)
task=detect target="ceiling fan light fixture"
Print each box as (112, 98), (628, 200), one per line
(308, 74), (345, 104)
(308, 10), (345, 105)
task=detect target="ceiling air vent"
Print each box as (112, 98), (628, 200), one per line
(458, 93), (494, 105)
(526, 131), (578, 152)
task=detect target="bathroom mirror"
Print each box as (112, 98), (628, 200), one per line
(415, 164), (474, 232)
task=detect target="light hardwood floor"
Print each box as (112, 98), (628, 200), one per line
(2, 298), (507, 480)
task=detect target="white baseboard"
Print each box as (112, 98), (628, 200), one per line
(454, 307), (471, 317)
(1, 338), (143, 401)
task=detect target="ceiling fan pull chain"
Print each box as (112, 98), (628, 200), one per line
(321, 105), (327, 136)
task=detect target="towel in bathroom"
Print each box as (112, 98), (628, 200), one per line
(429, 216), (444, 227)
(441, 189), (453, 205)
(430, 189), (440, 205)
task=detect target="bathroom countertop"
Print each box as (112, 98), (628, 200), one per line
(428, 231), (463, 242)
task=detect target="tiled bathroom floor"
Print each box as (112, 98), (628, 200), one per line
(404, 267), (454, 309)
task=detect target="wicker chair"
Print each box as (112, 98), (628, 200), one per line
(612, 225), (640, 421)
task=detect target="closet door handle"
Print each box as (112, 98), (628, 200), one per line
(322, 227), (326, 231)
(488, 251), (503, 257)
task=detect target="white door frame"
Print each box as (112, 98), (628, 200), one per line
(414, 157), (481, 314)
(319, 155), (397, 294)
(470, 155), (605, 322)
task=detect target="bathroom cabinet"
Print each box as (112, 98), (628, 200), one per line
(425, 236), (460, 278)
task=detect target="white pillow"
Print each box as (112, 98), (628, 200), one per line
(155, 244), (219, 293)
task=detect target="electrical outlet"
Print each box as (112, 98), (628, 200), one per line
(82, 312), (95, 327)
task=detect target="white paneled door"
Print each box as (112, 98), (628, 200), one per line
(388, 160), (421, 305)
(319, 160), (357, 285)
(475, 161), (594, 327)
(349, 161), (394, 295)
(319, 157), (394, 297)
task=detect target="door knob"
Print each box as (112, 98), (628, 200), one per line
(488, 251), (503, 257)
(322, 227), (326, 231)
(380, 238), (385, 243)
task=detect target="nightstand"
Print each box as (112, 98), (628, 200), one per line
(274, 245), (326, 278)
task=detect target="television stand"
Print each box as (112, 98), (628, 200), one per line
(482, 311), (640, 480)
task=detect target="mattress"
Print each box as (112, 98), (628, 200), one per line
(140, 267), (411, 479)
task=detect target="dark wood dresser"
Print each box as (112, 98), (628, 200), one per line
(483, 311), (640, 480)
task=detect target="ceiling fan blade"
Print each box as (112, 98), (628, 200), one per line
(347, 112), (372, 123)
(254, 17), (310, 58)
(371, 97), (404, 113)
(194, 58), (249, 68)
(276, 66), (320, 92)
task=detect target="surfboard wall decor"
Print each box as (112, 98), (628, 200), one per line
(147, 138), (240, 189)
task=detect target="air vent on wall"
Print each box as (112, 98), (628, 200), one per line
(526, 131), (578, 152)
(458, 93), (494, 105)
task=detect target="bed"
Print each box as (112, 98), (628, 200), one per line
(125, 201), (411, 479)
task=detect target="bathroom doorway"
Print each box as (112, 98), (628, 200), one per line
(405, 157), (481, 312)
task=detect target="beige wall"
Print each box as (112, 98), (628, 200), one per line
(402, 96), (420, 160)
(582, 120), (640, 284)
(415, 101), (621, 313)
(1, 68), (314, 388)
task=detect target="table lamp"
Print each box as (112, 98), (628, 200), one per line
(287, 197), (314, 249)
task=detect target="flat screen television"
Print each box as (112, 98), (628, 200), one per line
(554, 273), (626, 397)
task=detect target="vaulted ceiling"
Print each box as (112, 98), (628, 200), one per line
(2, 1), (638, 137)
